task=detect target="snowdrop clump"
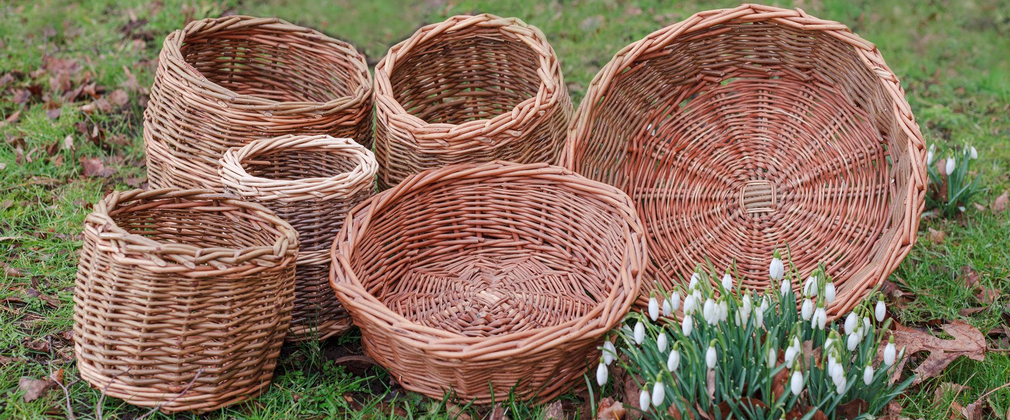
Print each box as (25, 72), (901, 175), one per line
(592, 252), (911, 419)
(926, 141), (983, 217)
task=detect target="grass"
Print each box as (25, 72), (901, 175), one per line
(0, 0), (1008, 418)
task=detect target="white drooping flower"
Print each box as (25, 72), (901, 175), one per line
(662, 296), (673, 317)
(863, 365), (874, 385)
(790, 370), (804, 396)
(884, 340), (897, 366)
(721, 273), (733, 292)
(835, 375), (847, 395)
(781, 279), (791, 297)
(683, 295), (697, 316)
(875, 300), (886, 322)
(657, 332), (668, 353)
(845, 312), (858, 334)
(847, 332), (861, 351)
(825, 337), (834, 351)
(825, 282), (836, 304)
(945, 157), (956, 175)
(742, 294), (752, 316)
(863, 317), (872, 334)
(682, 315), (694, 336)
(801, 299), (814, 320)
(634, 320), (645, 345)
(927, 149), (934, 164)
(639, 388), (650, 411)
(668, 349), (680, 372)
(669, 292), (681, 313)
(689, 272), (700, 290)
(770, 255), (785, 280)
(815, 307), (827, 330)
(651, 381), (665, 407)
(649, 296), (660, 321)
(804, 276), (818, 297)
(596, 361), (608, 386)
(784, 346), (798, 365)
(760, 296), (770, 313)
(767, 347), (777, 366)
(703, 298), (717, 325)
(603, 341), (616, 365)
(718, 300), (729, 322)
(755, 309), (765, 328)
(706, 344), (717, 369)
(970, 146), (978, 160)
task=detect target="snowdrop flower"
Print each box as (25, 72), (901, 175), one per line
(927, 148), (934, 164)
(825, 337), (834, 351)
(760, 296), (770, 313)
(883, 338), (897, 366)
(875, 300), (886, 322)
(945, 157), (956, 175)
(847, 332), (861, 351)
(662, 296), (673, 317)
(780, 279), (791, 297)
(767, 347), (777, 366)
(845, 312), (858, 335)
(784, 346), (798, 365)
(718, 299), (729, 322)
(742, 294), (752, 316)
(634, 321), (645, 345)
(721, 273), (733, 292)
(689, 272), (700, 290)
(669, 292), (681, 312)
(835, 376), (847, 395)
(668, 348), (680, 372)
(639, 388), (650, 411)
(863, 317), (872, 333)
(683, 295), (697, 316)
(863, 365), (874, 385)
(825, 282), (836, 304)
(596, 361), (608, 386)
(755, 309), (765, 328)
(603, 341), (616, 365)
(804, 276), (818, 297)
(682, 315), (694, 336)
(649, 295), (660, 321)
(790, 370), (804, 396)
(770, 252), (785, 280)
(814, 306), (827, 330)
(657, 332), (668, 353)
(651, 381), (665, 407)
(801, 299), (814, 320)
(703, 298), (717, 325)
(706, 343), (718, 369)
(970, 146), (978, 160)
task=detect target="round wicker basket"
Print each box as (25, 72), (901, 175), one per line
(220, 135), (376, 341)
(562, 4), (926, 318)
(373, 14), (573, 190)
(330, 161), (646, 402)
(74, 189), (298, 413)
(144, 15), (372, 192)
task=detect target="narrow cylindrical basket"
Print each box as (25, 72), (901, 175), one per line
(562, 4), (927, 318)
(74, 189), (298, 413)
(220, 134), (376, 341)
(373, 14), (573, 190)
(330, 161), (646, 403)
(144, 15), (373, 192)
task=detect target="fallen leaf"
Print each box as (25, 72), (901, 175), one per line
(929, 228), (946, 244)
(541, 401), (564, 420)
(23, 337), (50, 353)
(597, 397), (626, 420)
(125, 176), (147, 188)
(444, 403), (473, 420)
(49, 368), (64, 385)
(62, 135), (73, 150)
(80, 157), (115, 178)
(25, 288), (60, 308)
(962, 266), (1001, 304)
(993, 191), (1008, 212)
(2, 262), (25, 277)
(46, 107), (62, 120)
(837, 399), (869, 419)
(108, 89), (129, 107)
(489, 406), (510, 420)
(81, 98), (111, 114)
(18, 377), (56, 402)
(13, 89), (31, 104)
(887, 320), (986, 384)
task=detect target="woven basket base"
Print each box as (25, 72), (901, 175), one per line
(288, 259), (352, 342)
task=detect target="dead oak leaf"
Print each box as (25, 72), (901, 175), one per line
(887, 320), (986, 384)
(993, 191), (1008, 213)
(79, 157), (115, 178)
(928, 228), (946, 244)
(18, 377), (56, 403)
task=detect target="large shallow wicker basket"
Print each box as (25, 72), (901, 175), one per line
(373, 14), (573, 190)
(220, 134), (376, 341)
(74, 189), (298, 413)
(330, 161), (645, 402)
(144, 15), (372, 192)
(562, 4), (926, 318)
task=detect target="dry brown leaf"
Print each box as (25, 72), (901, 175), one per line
(993, 191), (1008, 212)
(26, 288), (60, 308)
(444, 403), (473, 420)
(597, 397), (626, 420)
(929, 228), (946, 244)
(541, 400), (564, 420)
(80, 157), (115, 178)
(62, 135), (73, 150)
(888, 320), (986, 384)
(18, 377), (55, 402)
(837, 399), (869, 419)
(108, 89), (129, 107)
(2, 262), (25, 277)
(489, 406), (510, 420)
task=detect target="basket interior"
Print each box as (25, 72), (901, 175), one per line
(570, 21), (912, 291)
(349, 179), (628, 338)
(389, 25), (542, 124)
(181, 26), (360, 103)
(109, 198), (280, 249)
(243, 148), (362, 180)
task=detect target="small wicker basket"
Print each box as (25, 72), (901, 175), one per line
(144, 15), (372, 192)
(220, 134), (376, 341)
(330, 161), (646, 403)
(562, 4), (927, 318)
(74, 189), (298, 413)
(373, 14), (573, 190)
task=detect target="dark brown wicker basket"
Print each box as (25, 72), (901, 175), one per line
(220, 134), (377, 341)
(373, 14), (573, 190)
(74, 189), (298, 413)
(144, 15), (372, 192)
(330, 161), (646, 403)
(562, 4), (927, 318)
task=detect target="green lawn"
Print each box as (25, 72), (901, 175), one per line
(1, 0), (1008, 419)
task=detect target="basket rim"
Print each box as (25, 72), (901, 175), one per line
(219, 134), (377, 203)
(161, 15), (373, 113)
(373, 14), (566, 146)
(560, 3), (927, 318)
(85, 188), (299, 273)
(330, 161), (646, 359)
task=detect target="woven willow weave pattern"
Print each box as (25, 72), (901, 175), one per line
(562, 4), (926, 319)
(373, 14), (573, 190)
(74, 189), (298, 413)
(144, 15), (372, 192)
(330, 161), (646, 402)
(220, 135), (377, 341)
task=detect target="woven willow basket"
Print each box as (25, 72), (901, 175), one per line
(373, 14), (573, 190)
(74, 189), (298, 413)
(330, 162), (646, 402)
(220, 135), (376, 341)
(562, 4), (926, 318)
(144, 15), (372, 192)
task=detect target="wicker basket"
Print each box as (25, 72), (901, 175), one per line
(562, 4), (926, 318)
(144, 15), (372, 192)
(73, 189), (298, 413)
(220, 134), (376, 341)
(330, 161), (645, 402)
(373, 14), (573, 190)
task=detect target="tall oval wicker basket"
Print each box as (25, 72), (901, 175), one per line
(373, 14), (573, 190)
(330, 161), (646, 402)
(220, 134), (377, 341)
(144, 15), (372, 192)
(74, 189), (298, 413)
(562, 4), (926, 318)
